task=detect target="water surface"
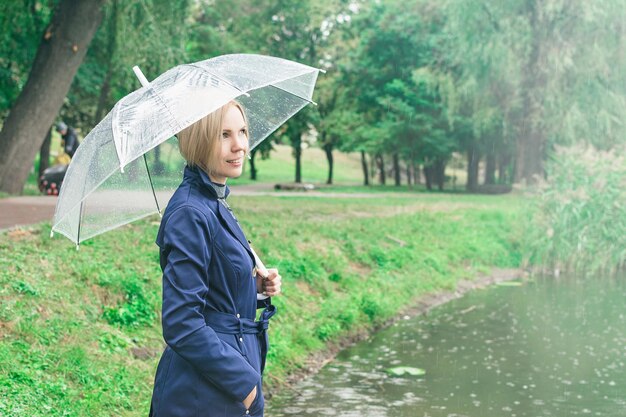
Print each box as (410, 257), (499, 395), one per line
(267, 275), (626, 417)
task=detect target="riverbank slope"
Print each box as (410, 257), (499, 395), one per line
(0, 191), (523, 416)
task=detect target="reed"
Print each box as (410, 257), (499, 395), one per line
(526, 144), (626, 275)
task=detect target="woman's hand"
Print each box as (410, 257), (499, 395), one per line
(243, 386), (257, 409)
(256, 268), (282, 297)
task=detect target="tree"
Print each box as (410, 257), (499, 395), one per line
(316, 73), (344, 185)
(0, 0), (106, 194)
(344, 0), (456, 189)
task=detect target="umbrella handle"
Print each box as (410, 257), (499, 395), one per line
(249, 245), (270, 301)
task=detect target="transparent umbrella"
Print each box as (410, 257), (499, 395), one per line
(51, 54), (321, 245)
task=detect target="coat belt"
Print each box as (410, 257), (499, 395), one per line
(204, 305), (276, 373)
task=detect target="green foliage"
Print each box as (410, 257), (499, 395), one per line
(526, 145), (626, 274)
(315, 320), (341, 341)
(0, 0), (55, 116)
(102, 279), (157, 327)
(360, 293), (388, 322)
(62, 0), (191, 130)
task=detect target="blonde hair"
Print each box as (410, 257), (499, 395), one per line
(177, 101), (248, 174)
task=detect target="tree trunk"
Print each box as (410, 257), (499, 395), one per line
(406, 161), (412, 186)
(393, 153), (401, 186)
(435, 158), (446, 191)
(94, 67), (113, 125)
(498, 152), (511, 183)
(515, 0), (546, 185)
(38, 128), (52, 178)
(485, 152), (496, 184)
(413, 161), (420, 184)
(360, 150), (369, 186)
(294, 140), (302, 183)
(466, 147), (480, 191)
(0, 0), (105, 194)
(376, 153), (386, 185)
(423, 163), (433, 191)
(249, 149), (258, 180)
(153, 145), (164, 174)
(323, 143), (333, 185)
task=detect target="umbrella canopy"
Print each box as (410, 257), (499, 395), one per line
(52, 54), (321, 245)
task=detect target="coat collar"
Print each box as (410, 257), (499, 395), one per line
(184, 165), (253, 259)
(183, 165), (230, 199)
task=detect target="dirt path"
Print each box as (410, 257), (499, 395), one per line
(0, 183), (425, 231)
(0, 196), (59, 230)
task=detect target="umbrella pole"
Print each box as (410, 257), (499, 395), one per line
(134, 65), (161, 216)
(143, 154), (161, 216)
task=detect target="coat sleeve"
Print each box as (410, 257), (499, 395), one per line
(159, 206), (260, 402)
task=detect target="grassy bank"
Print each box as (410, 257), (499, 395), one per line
(0, 192), (522, 416)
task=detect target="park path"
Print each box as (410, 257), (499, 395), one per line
(0, 196), (59, 231)
(0, 182), (396, 231)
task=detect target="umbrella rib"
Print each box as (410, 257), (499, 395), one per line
(147, 86), (185, 134)
(114, 89), (182, 171)
(267, 84), (317, 106)
(186, 64), (251, 98)
(143, 154), (161, 215)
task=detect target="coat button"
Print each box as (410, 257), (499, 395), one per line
(245, 410), (250, 415)
(239, 337), (243, 342)
(236, 313), (240, 318)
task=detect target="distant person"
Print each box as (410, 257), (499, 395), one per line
(55, 122), (80, 158)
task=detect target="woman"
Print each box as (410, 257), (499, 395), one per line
(149, 101), (282, 417)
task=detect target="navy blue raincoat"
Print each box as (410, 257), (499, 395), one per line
(149, 166), (274, 417)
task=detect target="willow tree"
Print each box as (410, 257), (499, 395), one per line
(443, 0), (626, 185)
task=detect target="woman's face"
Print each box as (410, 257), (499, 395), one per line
(209, 105), (248, 184)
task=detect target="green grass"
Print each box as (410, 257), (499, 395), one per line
(229, 144), (365, 186)
(0, 191), (523, 416)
